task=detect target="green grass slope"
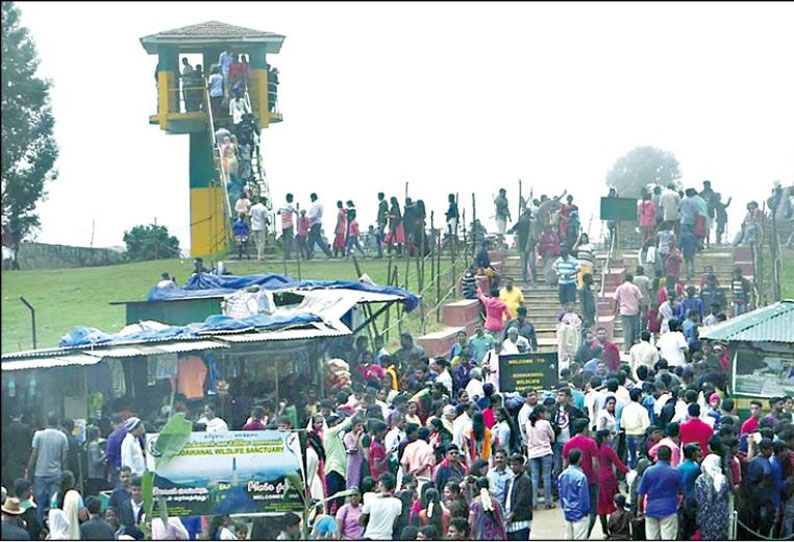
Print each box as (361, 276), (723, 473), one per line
(2, 255), (456, 353)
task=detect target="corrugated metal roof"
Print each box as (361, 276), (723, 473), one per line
(699, 300), (794, 343)
(2, 353), (102, 372)
(86, 340), (229, 358)
(216, 326), (349, 343)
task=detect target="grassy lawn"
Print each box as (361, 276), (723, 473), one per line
(1, 255), (460, 354)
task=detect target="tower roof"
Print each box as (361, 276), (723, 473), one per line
(140, 20), (285, 54)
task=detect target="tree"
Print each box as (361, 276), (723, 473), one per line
(605, 146), (682, 198)
(123, 223), (181, 261)
(1, 2), (59, 269)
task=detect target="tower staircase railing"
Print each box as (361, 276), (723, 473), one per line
(205, 88), (235, 252)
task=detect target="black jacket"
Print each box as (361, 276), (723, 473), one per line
(507, 472), (533, 522)
(550, 403), (587, 436)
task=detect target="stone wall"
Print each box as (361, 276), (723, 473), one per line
(14, 242), (126, 270)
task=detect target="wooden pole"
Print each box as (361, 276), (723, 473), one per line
(430, 211), (436, 310)
(385, 254), (393, 341)
(471, 192), (477, 255)
(295, 203), (302, 281)
(352, 255), (378, 341)
(436, 225), (442, 323)
(518, 179), (522, 221)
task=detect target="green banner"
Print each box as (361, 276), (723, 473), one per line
(145, 430), (304, 516)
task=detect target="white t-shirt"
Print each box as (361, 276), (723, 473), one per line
(362, 494), (402, 540)
(199, 416), (229, 433)
(656, 332), (688, 367)
(250, 203), (268, 232)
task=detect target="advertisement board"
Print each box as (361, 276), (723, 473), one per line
(600, 197), (638, 222)
(498, 352), (558, 393)
(732, 347), (794, 398)
(144, 430), (304, 516)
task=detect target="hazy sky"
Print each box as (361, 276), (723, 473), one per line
(15, 1), (794, 251)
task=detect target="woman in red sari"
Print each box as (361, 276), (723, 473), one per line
(333, 200), (347, 258)
(595, 429), (629, 538)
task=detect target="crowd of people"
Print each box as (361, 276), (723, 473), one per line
(2, 180), (792, 541)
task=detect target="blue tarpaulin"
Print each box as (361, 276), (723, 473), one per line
(58, 312), (323, 348)
(147, 272), (420, 312)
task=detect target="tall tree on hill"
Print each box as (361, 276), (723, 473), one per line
(605, 146), (681, 198)
(1, 1), (59, 270)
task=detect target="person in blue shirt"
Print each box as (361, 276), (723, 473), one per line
(677, 443), (702, 539)
(232, 213), (251, 260)
(746, 438), (776, 537)
(680, 286), (704, 322)
(558, 448), (590, 540)
(682, 309), (700, 349)
(638, 445), (684, 540)
(770, 440), (789, 515)
(449, 330), (467, 360)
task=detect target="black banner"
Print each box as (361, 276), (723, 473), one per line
(499, 352), (558, 393)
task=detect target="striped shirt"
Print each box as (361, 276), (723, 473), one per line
(552, 257), (582, 285)
(577, 243), (595, 267)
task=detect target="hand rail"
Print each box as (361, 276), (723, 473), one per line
(205, 88), (234, 225)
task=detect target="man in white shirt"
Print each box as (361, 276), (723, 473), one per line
(278, 194), (296, 260)
(452, 404), (475, 449)
(661, 184), (681, 226)
(501, 327), (530, 354)
(385, 415), (406, 464)
(465, 368), (485, 401)
(361, 473), (402, 540)
(156, 272), (176, 290)
(250, 198), (268, 261)
(517, 390), (539, 446)
(198, 404), (229, 433)
(629, 330), (660, 380)
(121, 417), (146, 477)
(656, 318), (689, 367)
(307, 192), (333, 259)
(432, 358), (454, 396)
(584, 376), (605, 431)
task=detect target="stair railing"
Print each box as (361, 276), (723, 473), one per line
(205, 87), (235, 249)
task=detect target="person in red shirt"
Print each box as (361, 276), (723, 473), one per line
(368, 421), (389, 481)
(592, 327), (621, 372)
(679, 403), (714, 457)
(476, 287), (511, 336)
(740, 400), (764, 435)
(563, 418), (601, 538)
(242, 405), (268, 430)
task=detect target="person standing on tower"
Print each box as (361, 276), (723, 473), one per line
(219, 49), (234, 96)
(207, 66), (224, 120)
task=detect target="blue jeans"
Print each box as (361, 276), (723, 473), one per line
(507, 527), (531, 540)
(552, 440), (566, 496)
(529, 454), (553, 507)
(34, 474), (61, 525)
(626, 435), (643, 469)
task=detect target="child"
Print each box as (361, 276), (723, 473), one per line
(580, 272), (596, 331)
(713, 193), (731, 245)
(703, 302), (721, 327)
(608, 493), (631, 540)
(461, 266), (478, 300)
(663, 244), (683, 280)
(345, 215), (366, 258)
(232, 213), (251, 260)
(657, 274), (684, 305)
(680, 285), (704, 322)
(699, 265), (717, 288)
(646, 301), (661, 340)
(731, 265), (753, 316)
(296, 209), (310, 259)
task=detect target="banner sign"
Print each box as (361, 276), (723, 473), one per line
(732, 347), (794, 398)
(145, 430), (304, 516)
(499, 352), (558, 393)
